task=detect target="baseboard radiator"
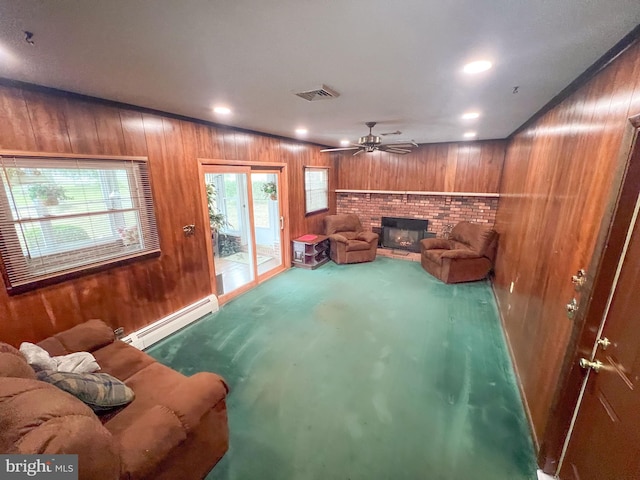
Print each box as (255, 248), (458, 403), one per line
(121, 295), (219, 350)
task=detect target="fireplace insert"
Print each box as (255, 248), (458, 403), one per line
(381, 217), (430, 252)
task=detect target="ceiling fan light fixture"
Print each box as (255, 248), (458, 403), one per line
(321, 122), (416, 155)
(359, 134), (381, 146)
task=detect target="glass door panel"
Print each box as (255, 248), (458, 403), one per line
(204, 170), (255, 297)
(251, 172), (283, 276)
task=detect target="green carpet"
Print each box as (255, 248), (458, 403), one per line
(148, 257), (536, 480)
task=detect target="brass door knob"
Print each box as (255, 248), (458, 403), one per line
(579, 358), (603, 373)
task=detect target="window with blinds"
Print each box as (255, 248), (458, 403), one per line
(0, 154), (160, 293)
(304, 167), (329, 215)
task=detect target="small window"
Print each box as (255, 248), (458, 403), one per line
(304, 167), (329, 215)
(0, 154), (160, 293)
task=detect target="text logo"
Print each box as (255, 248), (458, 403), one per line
(0, 455), (78, 479)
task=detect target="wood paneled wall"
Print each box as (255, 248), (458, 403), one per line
(0, 84), (335, 346)
(494, 40), (640, 446)
(336, 140), (505, 192)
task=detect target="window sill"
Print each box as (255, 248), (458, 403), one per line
(305, 208), (329, 217)
(6, 249), (161, 296)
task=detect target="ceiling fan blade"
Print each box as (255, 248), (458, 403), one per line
(387, 141), (418, 147)
(352, 149), (364, 156)
(320, 147), (360, 152)
(382, 147), (412, 154)
(384, 148), (411, 153)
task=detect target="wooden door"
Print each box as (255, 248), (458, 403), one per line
(559, 193), (640, 479)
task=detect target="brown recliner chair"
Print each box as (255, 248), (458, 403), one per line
(324, 214), (378, 264)
(420, 221), (498, 283)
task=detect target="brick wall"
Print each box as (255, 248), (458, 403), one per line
(336, 193), (498, 237)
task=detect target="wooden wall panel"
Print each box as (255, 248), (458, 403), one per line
(63, 98), (102, 155)
(22, 91), (71, 153)
(194, 123), (215, 158)
(118, 110), (148, 157)
(0, 85), (37, 151)
(336, 140), (505, 192)
(93, 104), (128, 156)
(222, 129), (237, 160)
(494, 41), (640, 447)
(0, 84), (336, 346)
(252, 136), (281, 163)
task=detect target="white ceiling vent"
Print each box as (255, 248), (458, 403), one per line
(294, 84), (340, 101)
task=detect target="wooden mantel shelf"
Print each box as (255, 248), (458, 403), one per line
(335, 189), (500, 198)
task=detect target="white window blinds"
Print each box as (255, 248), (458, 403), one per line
(0, 155), (160, 293)
(304, 167), (329, 214)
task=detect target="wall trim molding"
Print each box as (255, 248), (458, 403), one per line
(121, 295), (219, 349)
(336, 189), (500, 197)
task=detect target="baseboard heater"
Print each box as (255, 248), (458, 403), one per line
(121, 295), (219, 350)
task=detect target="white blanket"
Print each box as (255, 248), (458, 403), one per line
(19, 342), (100, 373)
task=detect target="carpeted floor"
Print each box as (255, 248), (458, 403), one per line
(148, 257), (536, 480)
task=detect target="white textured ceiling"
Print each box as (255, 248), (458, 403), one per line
(0, 1), (638, 147)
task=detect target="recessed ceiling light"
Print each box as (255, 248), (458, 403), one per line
(463, 131), (477, 139)
(340, 139), (350, 146)
(0, 43), (17, 65)
(463, 60), (492, 74)
(295, 128), (308, 136)
(462, 112), (480, 120)
(213, 106), (231, 115)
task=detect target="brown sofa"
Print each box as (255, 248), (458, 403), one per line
(324, 214), (378, 264)
(420, 221), (498, 284)
(0, 320), (228, 480)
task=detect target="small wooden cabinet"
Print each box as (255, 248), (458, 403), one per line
(292, 234), (330, 269)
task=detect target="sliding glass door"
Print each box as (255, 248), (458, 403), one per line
(251, 172), (282, 276)
(204, 167), (255, 296)
(203, 166), (284, 300)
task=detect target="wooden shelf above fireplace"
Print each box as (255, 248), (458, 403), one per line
(335, 189), (500, 198)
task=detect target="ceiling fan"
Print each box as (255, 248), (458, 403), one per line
(321, 122), (418, 155)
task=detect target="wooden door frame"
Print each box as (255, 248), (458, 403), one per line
(538, 113), (640, 475)
(197, 159), (291, 302)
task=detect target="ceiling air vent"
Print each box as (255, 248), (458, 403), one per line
(294, 84), (340, 101)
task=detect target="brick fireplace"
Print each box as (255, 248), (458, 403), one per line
(336, 192), (498, 237)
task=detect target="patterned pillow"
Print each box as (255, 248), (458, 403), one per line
(36, 370), (134, 411)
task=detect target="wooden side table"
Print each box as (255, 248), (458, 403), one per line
(292, 234), (330, 269)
